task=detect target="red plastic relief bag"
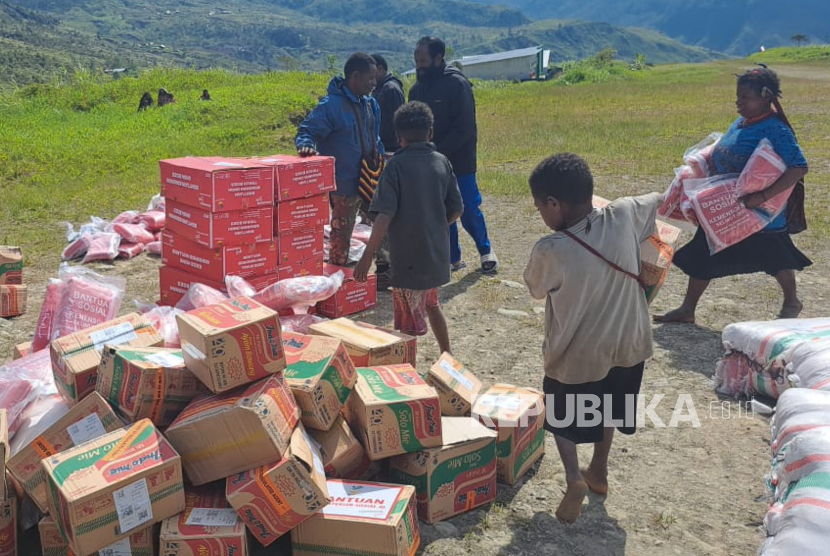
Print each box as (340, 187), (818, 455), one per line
(175, 283), (228, 312)
(659, 165), (697, 223)
(685, 175), (768, 254)
(682, 132), (721, 178)
(736, 138), (790, 216)
(254, 271), (344, 313)
(31, 278), (66, 352)
(137, 210), (166, 231)
(112, 210), (140, 225)
(113, 222), (155, 244)
(143, 305), (184, 347)
(118, 242), (145, 259)
(52, 264), (127, 339)
(61, 232), (92, 261)
(82, 232), (121, 264)
(0, 349), (53, 437)
(145, 241), (162, 256)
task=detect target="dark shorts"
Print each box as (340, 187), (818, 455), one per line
(542, 362), (645, 444)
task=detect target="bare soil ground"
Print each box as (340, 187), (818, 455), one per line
(2, 184), (827, 556)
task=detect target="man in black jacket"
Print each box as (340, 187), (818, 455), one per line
(371, 54), (405, 154)
(408, 36), (498, 274)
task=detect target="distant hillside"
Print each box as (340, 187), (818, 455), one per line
(468, 0), (830, 55)
(2, 0), (722, 87)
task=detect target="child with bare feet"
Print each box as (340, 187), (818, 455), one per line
(523, 153), (662, 524)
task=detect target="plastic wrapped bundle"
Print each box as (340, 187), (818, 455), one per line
(143, 304), (184, 347)
(225, 275), (257, 298)
(112, 210), (140, 225)
(769, 429), (830, 501)
(118, 242), (145, 259)
(51, 264), (127, 339)
(31, 278), (66, 352)
(113, 222), (155, 244)
(771, 389), (830, 455)
(280, 313), (329, 334)
(61, 232), (92, 261)
(0, 349), (54, 437)
(81, 232), (121, 263)
(145, 241), (162, 255)
(783, 339), (830, 390)
(736, 138), (790, 215)
(254, 271), (344, 313)
(175, 282), (228, 312)
(136, 210), (166, 232)
(714, 353), (753, 397)
(659, 165), (696, 223)
(761, 473), (830, 555)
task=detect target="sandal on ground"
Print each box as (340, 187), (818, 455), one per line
(481, 252), (499, 275)
(451, 261), (467, 272)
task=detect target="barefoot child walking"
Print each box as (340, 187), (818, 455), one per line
(355, 101), (463, 353)
(523, 153), (662, 524)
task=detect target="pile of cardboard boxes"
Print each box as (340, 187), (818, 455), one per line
(0, 246), (26, 319)
(0, 293), (546, 556)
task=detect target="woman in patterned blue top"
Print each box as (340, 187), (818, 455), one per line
(656, 68), (810, 324)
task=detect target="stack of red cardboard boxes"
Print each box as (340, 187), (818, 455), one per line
(158, 155), (334, 306)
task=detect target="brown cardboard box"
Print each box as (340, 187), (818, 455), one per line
(12, 342), (30, 360)
(0, 493), (16, 556)
(353, 321), (417, 366)
(345, 365), (442, 461)
(282, 332), (357, 431)
(176, 297), (286, 393)
(50, 313), (164, 406)
(426, 353), (483, 417)
(471, 384), (546, 485)
(309, 318), (409, 367)
(96, 346), (207, 427)
(165, 375), (300, 486)
(39, 516), (155, 556)
(159, 484), (247, 556)
(7, 392), (124, 514)
(308, 416), (377, 480)
(0, 285), (26, 318)
(0, 247), (23, 286)
(291, 479), (420, 556)
(389, 417), (497, 523)
(42, 419), (185, 556)
(0, 410), (7, 502)
(226, 423), (328, 547)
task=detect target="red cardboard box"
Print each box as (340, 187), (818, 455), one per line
(165, 199), (273, 248)
(275, 194), (329, 235)
(162, 231), (278, 282)
(252, 155), (335, 202)
(277, 257), (324, 281)
(279, 228), (324, 267)
(316, 264), (376, 318)
(160, 156), (274, 212)
(159, 265), (226, 307)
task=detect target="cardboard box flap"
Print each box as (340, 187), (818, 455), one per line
(52, 313), (151, 355)
(430, 353), (483, 396)
(355, 365), (437, 403)
(441, 416), (498, 446)
(310, 318), (401, 349)
(472, 384), (545, 424)
(292, 424), (329, 498)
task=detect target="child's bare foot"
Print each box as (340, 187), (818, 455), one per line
(555, 480), (589, 524)
(580, 467), (608, 496)
(653, 307), (695, 324)
(778, 301), (803, 319)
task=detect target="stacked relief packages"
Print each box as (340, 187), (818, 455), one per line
(658, 134), (794, 254)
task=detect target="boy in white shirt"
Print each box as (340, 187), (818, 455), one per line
(524, 153), (662, 524)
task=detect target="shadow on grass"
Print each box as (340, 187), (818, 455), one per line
(653, 322), (723, 378)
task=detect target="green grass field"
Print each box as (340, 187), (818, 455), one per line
(1, 47), (828, 265)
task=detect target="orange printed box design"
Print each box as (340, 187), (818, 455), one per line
(160, 156), (274, 213)
(176, 296), (286, 393)
(316, 265), (376, 319)
(274, 194), (329, 235)
(345, 365), (443, 461)
(38, 516), (154, 556)
(42, 420), (185, 556)
(426, 353), (483, 417)
(7, 392), (124, 514)
(159, 484), (248, 556)
(0, 285), (26, 318)
(165, 374), (300, 486)
(50, 313), (164, 406)
(282, 332), (357, 431)
(252, 155), (335, 202)
(291, 479), (420, 556)
(162, 231), (278, 283)
(0, 246), (23, 286)
(389, 417), (497, 523)
(96, 346), (207, 428)
(226, 424), (328, 547)
(165, 199), (273, 249)
(471, 384), (546, 485)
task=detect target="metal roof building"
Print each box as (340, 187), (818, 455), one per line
(405, 46), (551, 81)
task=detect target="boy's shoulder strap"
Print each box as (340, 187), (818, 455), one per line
(561, 229), (646, 290)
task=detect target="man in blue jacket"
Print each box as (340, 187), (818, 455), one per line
(295, 52), (390, 287)
(409, 36), (498, 275)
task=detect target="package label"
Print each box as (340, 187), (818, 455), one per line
(67, 414), (107, 445)
(114, 479), (153, 533)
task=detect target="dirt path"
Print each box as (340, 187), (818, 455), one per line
(3, 187), (828, 556)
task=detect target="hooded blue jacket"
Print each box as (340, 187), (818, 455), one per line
(295, 77), (384, 197)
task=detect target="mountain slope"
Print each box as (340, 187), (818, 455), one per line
(467, 0), (830, 55)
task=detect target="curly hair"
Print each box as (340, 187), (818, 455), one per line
(394, 101), (433, 142)
(737, 67), (781, 99)
(529, 153), (594, 204)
